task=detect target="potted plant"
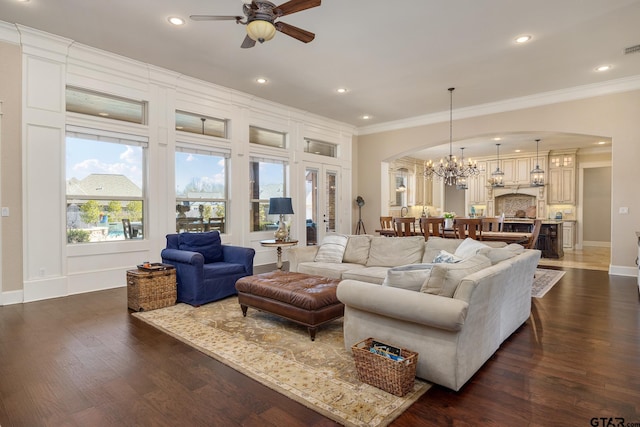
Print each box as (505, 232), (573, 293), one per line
(443, 212), (456, 229)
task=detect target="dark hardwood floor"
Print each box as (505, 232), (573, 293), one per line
(1, 267), (639, 426)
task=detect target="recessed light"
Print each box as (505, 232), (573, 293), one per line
(256, 77), (268, 84)
(492, 137), (502, 141)
(595, 64), (611, 72)
(515, 35), (532, 44)
(362, 115), (371, 120)
(168, 17), (185, 26)
(515, 149), (521, 153)
(98, 112), (109, 117)
(17, 0), (30, 3)
(336, 88), (347, 94)
(597, 141), (606, 145)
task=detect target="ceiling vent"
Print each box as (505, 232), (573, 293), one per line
(624, 44), (640, 55)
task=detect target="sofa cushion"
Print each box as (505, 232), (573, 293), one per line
(178, 231), (223, 263)
(314, 234), (349, 263)
(420, 254), (491, 297)
(425, 237), (463, 254)
(343, 235), (372, 264)
(366, 236), (424, 267)
(478, 247), (518, 265)
(382, 263), (434, 291)
(342, 266), (389, 285)
(454, 238), (490, 259)
(297, 262), (365, 280)
(203, 262), (246, 278)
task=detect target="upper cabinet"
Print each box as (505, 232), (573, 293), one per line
(547, 151), (576, 204)
(467, 161), (487, 204)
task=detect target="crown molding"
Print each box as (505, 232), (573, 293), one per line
(357, 75), (640, 136)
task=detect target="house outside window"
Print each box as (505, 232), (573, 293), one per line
(175, 147), (229, 233)
(65, 127), (147, 243)
(249, 157), (287, 231)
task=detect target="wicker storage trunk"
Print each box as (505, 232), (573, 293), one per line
(352, 337), (418, 396)
(127, 268), (176, 311)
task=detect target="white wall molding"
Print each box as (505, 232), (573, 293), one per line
(609, 265), (637, 277)
(0, 290), (24, 306)
(0, 21), (20, 44)
(357, 75), (640, 136)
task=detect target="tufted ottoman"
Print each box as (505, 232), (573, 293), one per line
(235, 271), (344, 341)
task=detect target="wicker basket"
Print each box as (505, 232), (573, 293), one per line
(127, 268), (176, 312)
(351, 337), (418, 397)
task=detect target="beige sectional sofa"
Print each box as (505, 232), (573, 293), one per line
(288, 235), (541, 391)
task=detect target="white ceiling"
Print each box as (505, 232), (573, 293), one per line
(3, 0), (640, 156)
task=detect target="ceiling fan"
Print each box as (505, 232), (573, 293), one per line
(190, 0), (321, 49)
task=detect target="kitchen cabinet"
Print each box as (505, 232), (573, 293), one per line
(563, 221), (574, 249)
(548, 152), (576, 204)
(467, 161), (487, 204)
(488, 156), (543, 186)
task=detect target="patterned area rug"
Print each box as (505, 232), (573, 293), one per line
(133, 297), (430, 427)
(532, 268), (566, 298)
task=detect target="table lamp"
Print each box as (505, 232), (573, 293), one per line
(269, 197), (294, 241)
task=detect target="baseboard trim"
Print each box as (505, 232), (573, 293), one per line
(583, 241), (611, 248)
(1, 289), (25, 306)
(609, 265), (637, 277)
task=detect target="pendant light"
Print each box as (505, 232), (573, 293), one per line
(530, 138), (545, 186)
(490, 143), (504, 187)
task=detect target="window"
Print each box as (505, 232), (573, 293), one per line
(249, 157), (287, 231)
(304, 138), (337, 158)
(175, 110), (227, 138)
(250, 126), (287, 149)
(66, 127), (147, 243)
(175, 147), (229, 233)
(66, 87), (146, 124)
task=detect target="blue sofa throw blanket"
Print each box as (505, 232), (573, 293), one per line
(162, 232), (255, 306)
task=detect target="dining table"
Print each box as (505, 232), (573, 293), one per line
(479, 231), (531, 244)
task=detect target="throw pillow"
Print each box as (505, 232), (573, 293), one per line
(343, 235), (372, 264)
(314, 234), (349, 263)
(382, 263), (434, 292)
(366, 236), (424, 267)
(178, 231), (223, 263)
(433, 250), (462, 264)
(421, 254), (491, 297)
(454, 238), (490, 259)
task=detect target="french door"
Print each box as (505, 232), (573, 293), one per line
(304, 164), (340, 245)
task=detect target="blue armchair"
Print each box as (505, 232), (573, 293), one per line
(161, 231), (255, 306)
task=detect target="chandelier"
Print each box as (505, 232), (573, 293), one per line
(530, 138), (545, 186)
(424, 88), (479, 187)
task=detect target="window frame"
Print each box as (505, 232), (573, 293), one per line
(249, 155), (289, 232)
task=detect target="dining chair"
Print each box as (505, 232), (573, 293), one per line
(379, 216), (396, 236)
(452, 218), (483, 240)
(481, 216), (502, 232)
(525, 219), (542, 249)
(393, 217), (417, 237)
(122, 219), (133, 239)
(419, 217), (445, 240)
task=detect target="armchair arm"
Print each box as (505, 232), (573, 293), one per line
(222, 245), (256, 275)
(161, 248), (204, 267)
(337, 279), (469, 332)
(288, 246), (319, 272)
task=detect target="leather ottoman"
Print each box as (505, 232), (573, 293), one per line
(235, 271), (344, 341)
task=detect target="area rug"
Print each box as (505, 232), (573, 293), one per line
(133, 297), (430, 427)
(532, 268), (565, 298)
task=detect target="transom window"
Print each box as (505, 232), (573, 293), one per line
(175, 110), (228, 138)
(250, 126), (287, 149)
(66, 87), (146, 124)
(304, 138), (338, 158)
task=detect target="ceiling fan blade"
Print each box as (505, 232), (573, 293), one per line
(190, 15), (242, 21)
(274, 0), (321, 17)
(241, 34), (257, 49)
(274, 21), (315, 43)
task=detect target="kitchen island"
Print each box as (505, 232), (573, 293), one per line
(502, 219), (564, 258)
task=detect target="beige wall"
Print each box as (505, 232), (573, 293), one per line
(583, 167), (611, 243)
(0, 41), (23, 293)
(356, 90), (640, 270)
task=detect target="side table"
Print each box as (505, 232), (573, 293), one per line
(260, 239), (298, 270)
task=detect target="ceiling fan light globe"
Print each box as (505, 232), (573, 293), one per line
(247, 20), (276, 43)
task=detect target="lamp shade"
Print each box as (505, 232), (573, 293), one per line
(268, 197), (294, 215)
